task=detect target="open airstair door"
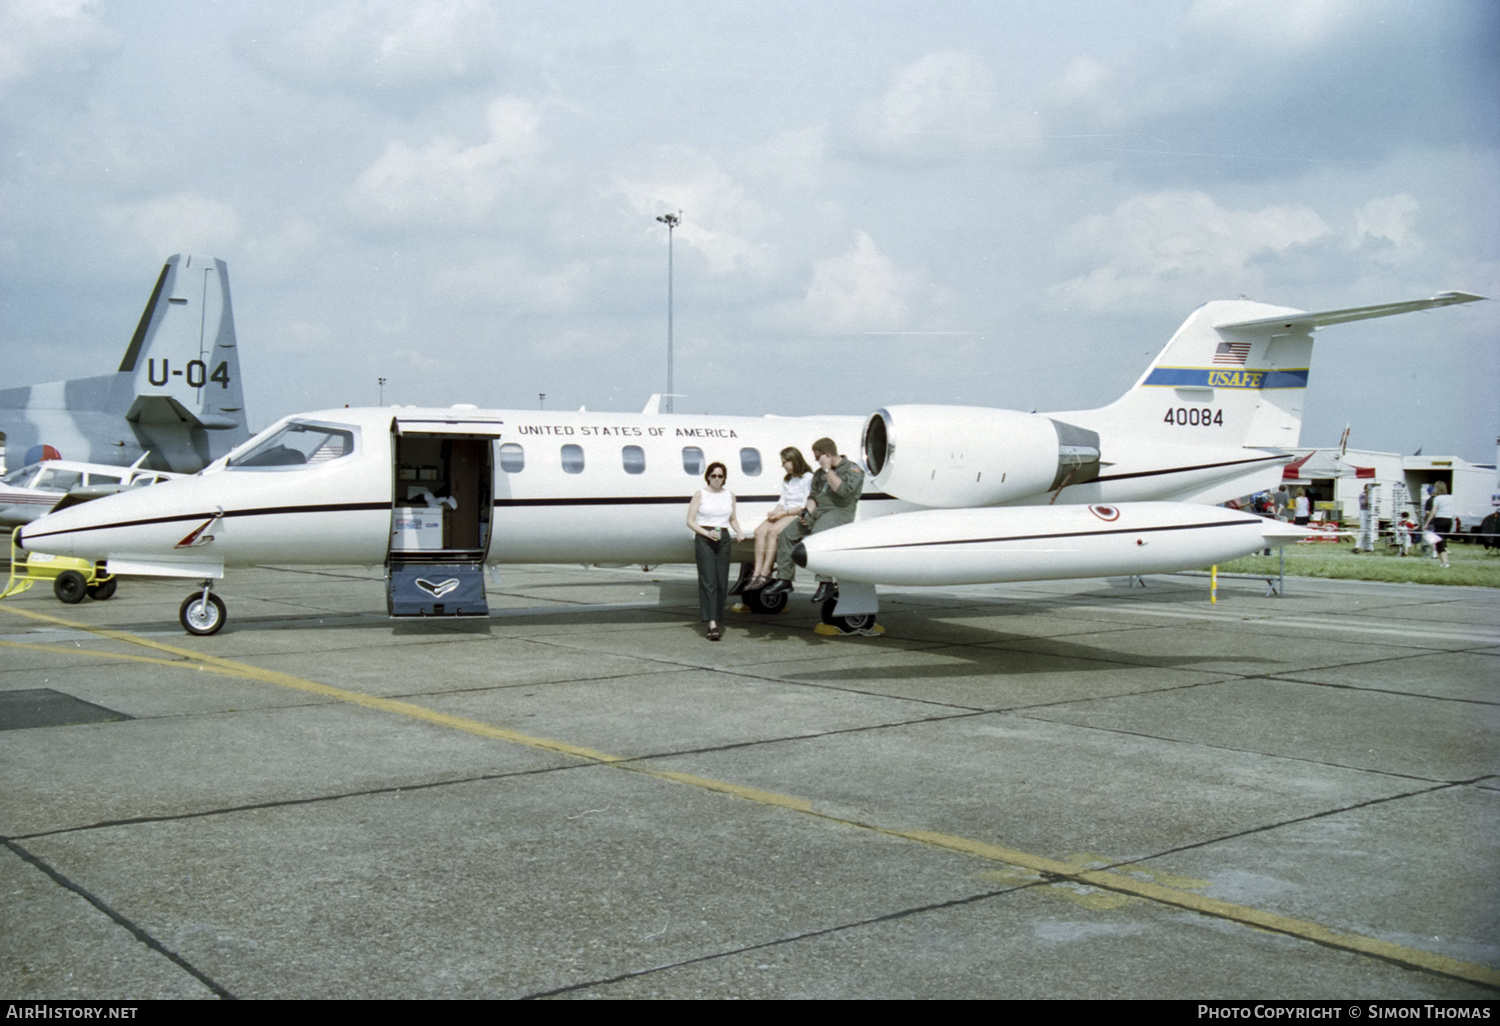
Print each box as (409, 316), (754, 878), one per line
(387, 416), (502, 618)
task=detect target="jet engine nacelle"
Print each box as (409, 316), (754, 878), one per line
(862, 405), (1100, 508)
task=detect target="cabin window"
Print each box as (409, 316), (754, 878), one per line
(85, 473), (121, 486)
(739, 448), (762, 476)
(622, 445), (646, 475)
(230, 421), (357, 469)
(682, 447), (704, 475)
(1, 466), (39, 487)
(561, 444), (585, 474)
(128, 475), (160, 488)
(34, 469), (82, 490)
(498, 443), (525, 473)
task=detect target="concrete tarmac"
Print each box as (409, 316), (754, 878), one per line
(1, 564), (1496, 1000)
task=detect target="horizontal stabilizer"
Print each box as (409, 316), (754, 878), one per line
(126, 394), (242, 430)
(1216, 292), (1486, 334)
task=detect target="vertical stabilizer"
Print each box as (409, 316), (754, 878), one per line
(122, 254), (249, 468)
(1073, 292), (1482, 451)
(1090, 299), (1312, 448)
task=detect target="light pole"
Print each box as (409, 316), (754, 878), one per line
(378, 377), (386, 405)
(656, 211), (681, 414)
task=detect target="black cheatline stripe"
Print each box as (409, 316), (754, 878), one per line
(1093, 455), (1284, 483)
(20, 501), (395, 541)
(845, 518), (1249, 552)
(21, 494), (904, 542)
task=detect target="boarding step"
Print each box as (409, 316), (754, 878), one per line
(387, 561), (488, 618)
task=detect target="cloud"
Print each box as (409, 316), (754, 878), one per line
(1352, 193), (1423, 263)
(614, 147), (778, 276)
(856, 51), (1037, 156)
(109, 192), (242, 257)
(1186, 0), (1364, 49)
(345, 96), (545, 227)
(1053, 191), (1331, 308)
(429, 255), (589, 314)
(739, 127), (827, 191)
(244, 0), (504, 89)
(0, 0), (112, 95)
(778, 231), (947, 334)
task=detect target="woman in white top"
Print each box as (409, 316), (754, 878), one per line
(748, 447), (813, 590)
(1426, 480), (1455, 567)
(687, 462), (747, 640)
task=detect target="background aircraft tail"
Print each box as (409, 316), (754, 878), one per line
(119, 254), (248, 453)
(0, 253), (249, 473)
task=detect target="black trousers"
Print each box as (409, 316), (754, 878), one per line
(695, 531), (732, 622)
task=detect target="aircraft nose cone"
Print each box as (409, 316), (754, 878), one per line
(792, 542), (807, 569)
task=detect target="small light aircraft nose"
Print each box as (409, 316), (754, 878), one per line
(792, 542), (808, 569)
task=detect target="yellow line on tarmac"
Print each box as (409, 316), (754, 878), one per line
(3, 602), (1496, 989)
(0, 639), (239, 673)
(0, 604), (622, 765)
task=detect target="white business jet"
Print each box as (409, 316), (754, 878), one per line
(15, 291), (1483, 635)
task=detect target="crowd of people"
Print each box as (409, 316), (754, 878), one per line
(1242, 481), (1457, 566)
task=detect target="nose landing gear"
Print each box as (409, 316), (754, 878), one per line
(180, 582), (227, 635)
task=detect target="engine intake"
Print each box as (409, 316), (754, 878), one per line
(862, 405), (1099, 507)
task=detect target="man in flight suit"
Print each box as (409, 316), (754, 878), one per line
(763, 437), (864, 604)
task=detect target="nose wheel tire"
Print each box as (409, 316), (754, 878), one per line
(54, 571), (88, 604)
(180, 592), (227, 636)
(819, 597), (878, 635)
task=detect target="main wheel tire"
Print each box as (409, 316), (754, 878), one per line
(54, 570), (88, 604)
(819, 597), (876, 633)
(179, 592), (227, 636)
(86, 578), (118, 601)
(744, 585), (789, 614)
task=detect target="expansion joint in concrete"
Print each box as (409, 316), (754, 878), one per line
(2, 838), (237, 1000)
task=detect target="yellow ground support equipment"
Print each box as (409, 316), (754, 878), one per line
(1, 532), (116, 603)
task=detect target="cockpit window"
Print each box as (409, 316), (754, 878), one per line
(230, 422), (357, 469)
(1, 465), (39, 487)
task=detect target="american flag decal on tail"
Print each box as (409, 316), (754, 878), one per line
(1213, 341), (1251, 365)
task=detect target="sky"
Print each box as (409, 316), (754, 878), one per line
(1, 0), (1496, 461)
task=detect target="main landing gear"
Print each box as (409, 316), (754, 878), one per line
(180, 582), (227, 636)
(817, 591), (881, 636)
(734, 562), (881, 634)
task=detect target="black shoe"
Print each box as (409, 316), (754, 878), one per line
(810, 582), (835, 604)
(761, 578), (792, 598)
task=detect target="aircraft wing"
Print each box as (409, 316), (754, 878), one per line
(0, 505), (47, 529)
(1215, 292), (1485, 333)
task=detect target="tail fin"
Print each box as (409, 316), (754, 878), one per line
(120, 254), (249, 464)
(1091, 292), (1483, 449)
